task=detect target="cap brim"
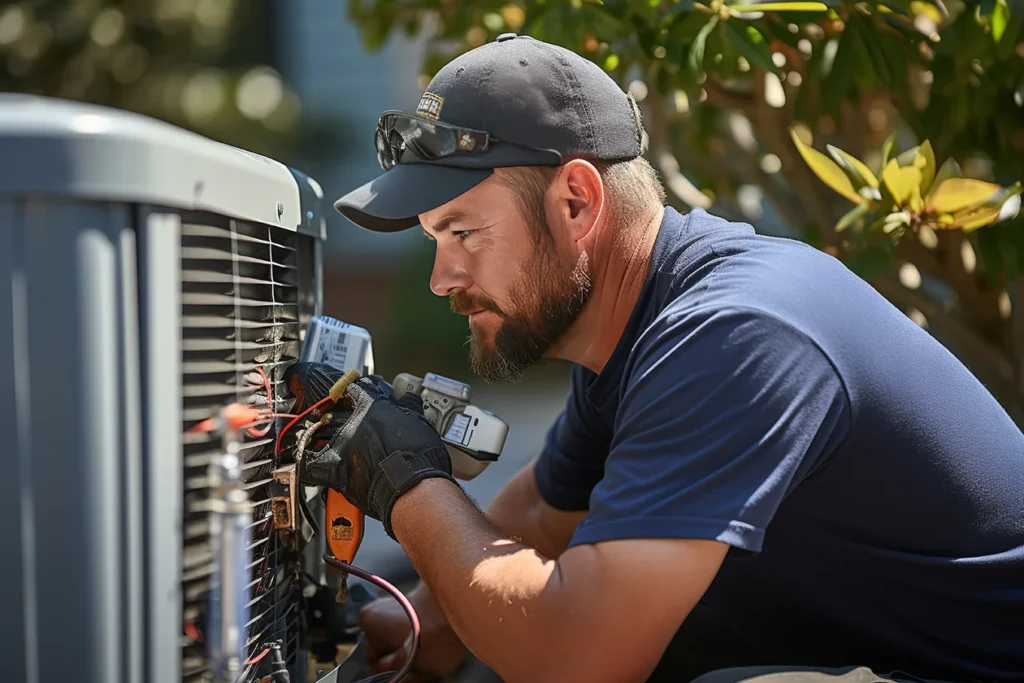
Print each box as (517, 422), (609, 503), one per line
(333, 163), (493, 232)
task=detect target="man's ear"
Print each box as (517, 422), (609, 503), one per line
(556, 159), (604, 244)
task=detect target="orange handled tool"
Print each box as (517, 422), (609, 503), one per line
(326, 489), (364, 564)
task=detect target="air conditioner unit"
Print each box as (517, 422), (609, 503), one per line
(0, 94), (352, 683)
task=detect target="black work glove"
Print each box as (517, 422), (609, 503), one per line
(285, 363), (457, 539)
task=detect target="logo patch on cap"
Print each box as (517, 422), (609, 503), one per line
(416, 92), (444, 120)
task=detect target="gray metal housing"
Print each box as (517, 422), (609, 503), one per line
(0, 94), (327, 683)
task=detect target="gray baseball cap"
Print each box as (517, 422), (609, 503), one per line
(334, 33), (646, 232)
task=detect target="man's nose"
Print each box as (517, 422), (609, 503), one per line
(429, 246), (472, 296)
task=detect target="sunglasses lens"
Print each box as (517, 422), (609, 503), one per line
(375, 113), (489, 169)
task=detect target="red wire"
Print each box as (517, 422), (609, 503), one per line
(245, 646), (272, 666)
(274, 395), (334, 458)
(186, 411), (300, 435)
(183, 621), (200, 642)
(247, 367), (275, 438)
(323, 555), (420, 683)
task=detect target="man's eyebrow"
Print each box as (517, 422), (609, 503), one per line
(425, 211), (470, 237)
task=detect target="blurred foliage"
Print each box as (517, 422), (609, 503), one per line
(0, 0), (350, 164)
(347, 0), (1024, 422)
(792, 132), (1022, 237)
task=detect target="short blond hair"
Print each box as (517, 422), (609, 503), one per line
(498, 156), (665, 241)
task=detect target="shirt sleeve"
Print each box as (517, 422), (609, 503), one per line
(534, 363), (613, 511)
(568, 306), (850, 552)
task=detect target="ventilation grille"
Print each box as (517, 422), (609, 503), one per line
(179, 214), (315, 682)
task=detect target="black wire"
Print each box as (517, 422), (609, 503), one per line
(322, 554), (420, 683)
(298, 486), (321, 536)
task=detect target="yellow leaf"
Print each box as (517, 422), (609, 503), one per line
(915, 140), (936, 194)
(727, 2), (828, 11)
(950, 206), (1002, 232)
(908, 184), (923, 213)
(826, 144), (879, 189)
(910, 1), (943, 23)
(882, 159), (922, 206)
(790, 128), (861, 203)
(926, 178), (1002, 214)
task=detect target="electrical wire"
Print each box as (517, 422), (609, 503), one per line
(186, 410), (299, 435)
(322, 554), (420, 683)
(247, 366), (276, 438)
(274, 369), (362, 460)
(297, 486), (321, 536)
(274, 396), (333, 459)
(245, 646), (272, 666)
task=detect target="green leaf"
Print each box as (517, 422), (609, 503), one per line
(880, 134), (897, 170)
(820, 33), (854, 117)
(727, 2), (829, 11)
(995, 16), (1023, 59)
(992, 0), (1011, 41)
(845, 15), (877, 88)
(836, 202), (871, 232)
(895, 145), (921, 168)
(845, 243), (894, 280)
(688, 16), (719, 73)
(827, 144), (880, 190)
(672, 10), (716, 40)
(724, 23), (779, 73)
(665, 0), (699, 16)
(926, 157), (964, 196)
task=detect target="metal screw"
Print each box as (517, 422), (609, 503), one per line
(276, 201), (284, 218)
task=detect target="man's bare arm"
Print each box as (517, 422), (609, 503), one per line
(392, 478), (728, 683)
(400, 458), (585, 627)
(483, 459), (587, 559)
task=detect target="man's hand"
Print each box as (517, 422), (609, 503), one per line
(360, 584), (468, 681)
(286, 363), (457, 538)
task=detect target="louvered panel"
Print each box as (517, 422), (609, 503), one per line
(180, 213), (315, 683)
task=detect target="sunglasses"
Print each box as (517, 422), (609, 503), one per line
(374, 110), (562, 171)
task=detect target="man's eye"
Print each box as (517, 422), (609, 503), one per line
(455, 229), (474, 240)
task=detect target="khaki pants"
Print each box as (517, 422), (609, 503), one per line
(691, 665), (961, 683)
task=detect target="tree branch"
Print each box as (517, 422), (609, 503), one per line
(745, 70), (842, 245)
(701, 79), (753, 111)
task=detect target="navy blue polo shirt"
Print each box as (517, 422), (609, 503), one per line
(535, 207), (1024, 680)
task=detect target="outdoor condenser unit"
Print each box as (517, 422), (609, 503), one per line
(0, 94), (337, 683)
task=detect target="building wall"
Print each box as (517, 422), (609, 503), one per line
(274, 0), (430, 265)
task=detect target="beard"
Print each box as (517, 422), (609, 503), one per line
(450, 237), (592, 384)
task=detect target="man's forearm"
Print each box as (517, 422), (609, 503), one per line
(408, 460), (581, 610)
(391, 477), (578, 683)
(483, 459), (578, 559)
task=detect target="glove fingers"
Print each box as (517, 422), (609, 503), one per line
(285, 362), (346, 411)
(345, 375), (394, 407)
(301, 443), (344, 490)
(395, 392), (424, 415)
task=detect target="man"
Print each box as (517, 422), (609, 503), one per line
(297, 33), (1024, 683)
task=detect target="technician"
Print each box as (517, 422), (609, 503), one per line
(298, 33), (1024, 683)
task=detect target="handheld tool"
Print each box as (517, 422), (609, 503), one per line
(295, 317), (509, 583)
(323, 370), (509, 599)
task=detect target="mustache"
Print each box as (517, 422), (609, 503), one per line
(450, 290), (505, 318)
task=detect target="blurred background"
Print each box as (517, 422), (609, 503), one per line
(1, 0), (1022, 584)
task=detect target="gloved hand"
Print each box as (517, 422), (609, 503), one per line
(284, 363), (457, 539)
